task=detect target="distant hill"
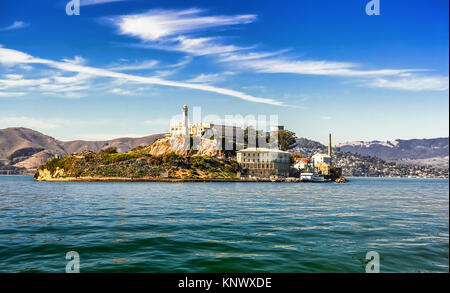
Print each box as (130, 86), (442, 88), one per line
(0, 127), (165, 173)
(290, 137), (448, 177)
(336, 138), (449, 167)
(1, 127), (448, 178)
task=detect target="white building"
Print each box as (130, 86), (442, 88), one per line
(237, 147), (291, 178)
(293, 158), (313, 172)
(170, 104), (190, 136)
(312, 153), (332, 166)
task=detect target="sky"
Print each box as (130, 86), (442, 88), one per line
(0, 0), (448, 145)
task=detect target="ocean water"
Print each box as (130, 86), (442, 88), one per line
(0, 176), (448, 273)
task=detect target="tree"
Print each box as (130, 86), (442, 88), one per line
(290, 153), (302, 163)
(101, 146), (118, 154)
(278, 130), (297, 151)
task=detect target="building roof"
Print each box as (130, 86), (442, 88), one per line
(237, 147), (290, 154)
(296, 158), (311, 162)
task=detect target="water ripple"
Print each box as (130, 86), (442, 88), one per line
(0, 176), (448, 272)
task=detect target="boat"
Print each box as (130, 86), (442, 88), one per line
(300, 172), (326, 182)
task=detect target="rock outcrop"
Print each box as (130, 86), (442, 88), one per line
(36, 167), (66, 181)
(148, 136), (223, 157)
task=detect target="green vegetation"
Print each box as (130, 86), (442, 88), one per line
(277, 130), (297, 151)
(36, 147), (241, 180)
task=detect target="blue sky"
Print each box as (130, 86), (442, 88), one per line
(0, 0), (448, 145)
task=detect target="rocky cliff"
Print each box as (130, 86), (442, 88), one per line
(148, 136), (223, 157)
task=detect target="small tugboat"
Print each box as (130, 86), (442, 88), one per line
(300, 172), (326, 182)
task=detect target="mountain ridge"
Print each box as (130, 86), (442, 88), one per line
(0, 127), (165, 172)
(336, 137), (449, 167)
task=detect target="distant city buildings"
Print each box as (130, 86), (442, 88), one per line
(292, 134), (339, 177)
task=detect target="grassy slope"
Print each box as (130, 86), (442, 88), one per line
(35, 148), (241, 180)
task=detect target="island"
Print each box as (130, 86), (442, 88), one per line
(34, 143), (242, 182)
(34, 105), (350, 183)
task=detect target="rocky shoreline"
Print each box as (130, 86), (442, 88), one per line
(34, 171), (347, 183)
(34, 177), (277, 183)
(33, 177), (331, 183)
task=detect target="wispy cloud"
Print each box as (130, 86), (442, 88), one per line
(167, 56), (192, 68)
(141, 36), (249, 56)
(219, 49), (448, 91)
(186, 72), (235, 84)
(109, 88), (132, 95)
(111, 8), (256, 41)
(368, 76), (449, 91)
(0, 47), (284, 105)
(0, 69), (94, 98)
(187, 73), (222, 83)
(0, 91), (26, 97)
(3, 74), (23, 80)
(107, 60), (158, 71)
(106, 9), (446, 91)
(108, 9), (255, 56)
(218, 50), (289, 62)
(218, 52), (416, 77)
(62, 56), (86, 65)
(0, 21), (29, 31)
(106, 56), (190, 75)
(0, 45), (38, 66)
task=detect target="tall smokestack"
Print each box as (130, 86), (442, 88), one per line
(328, 133), (332, 158)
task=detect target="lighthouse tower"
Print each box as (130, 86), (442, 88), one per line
(182, 104), (189, 136)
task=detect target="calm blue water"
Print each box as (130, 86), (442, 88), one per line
(0, 176), (448, 273)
